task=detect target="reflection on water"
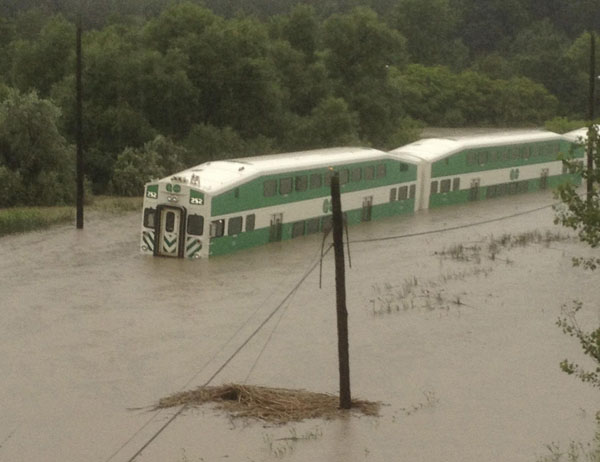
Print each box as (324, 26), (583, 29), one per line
(1, 192), (599, 462)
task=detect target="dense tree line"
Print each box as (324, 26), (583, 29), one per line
(0, 1), (598, 202)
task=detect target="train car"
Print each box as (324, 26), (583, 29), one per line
(140, 147), (420, 258)
(389, 130), (584, 210)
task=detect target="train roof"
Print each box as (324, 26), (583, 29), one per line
(389, 130), (563, 163)
(161, 147), (389, 194)
(563, 126), (596, 142)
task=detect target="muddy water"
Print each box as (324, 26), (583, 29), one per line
(1, 192), (599, 462)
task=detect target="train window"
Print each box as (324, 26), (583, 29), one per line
(234, 187), (240, 198)
(292, 221), (305, 238)
(263, 179), (277, 197)
(440, 179), (451, 193)
(478, 152), (488, 165)
(295, 175), (308, 192)
(502, 150), (510, 161)
(365, 165), (375, 180)
(210, 219), (224, 238)
(143, 208), (156, 229)
(306, 218), (320, 234)
(187, 214), (204, 236)
(228, 216), (243, 235)
(165, 212), (175, 232)
(452, 177), (460, 191)
(400, 163), (409, 172)
(351, 167), (362, 182)
(466, 152), (476, 165)
(523, 147), (531, 159)
(246, 214), (255, 232)
(430, 181), (438, 195)
(389, 188), (397, 202)
(409, 184), (416, 199)
(512, 149), (520, 160)
(280, 177), (293, 195)
(398, 186), (408, 200)
(340, 169), (349, 184)
(489, 151), (497, 162)
(376, 164), (386, 178)
(310, 173), (322, 189)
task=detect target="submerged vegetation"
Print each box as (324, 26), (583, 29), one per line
(157, 383), (380, 424)
(0, 195), (142, 237)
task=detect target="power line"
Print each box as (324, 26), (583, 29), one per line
(349, 201), (558, 245)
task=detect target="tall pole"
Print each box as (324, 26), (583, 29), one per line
(76, 11), (84, 229)
(330, 173), (351, 409)
(587, 31), (596, 203)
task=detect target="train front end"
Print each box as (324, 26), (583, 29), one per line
(140, 174), (208, 259)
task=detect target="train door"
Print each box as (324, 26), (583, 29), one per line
(269, 213), (283, 242)
(540, 168), (549, 190)
(156, 205), (186, 258)
(362, 196), (373, 222)
(469, 179), (480, 201)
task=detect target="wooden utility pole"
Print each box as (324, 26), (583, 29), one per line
(330, 173), (351, 409)
(587, 31), (596, 203)
(76, 12), (84, 229)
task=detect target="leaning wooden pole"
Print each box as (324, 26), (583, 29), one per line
(587, 31), (596, 204)
(330, 172), (351, 409)
(76, 13), (84, 229)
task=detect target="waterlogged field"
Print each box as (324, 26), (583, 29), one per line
(0, 189), (599, 462)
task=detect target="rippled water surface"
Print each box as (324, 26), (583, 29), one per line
(1, 191), (599, 462)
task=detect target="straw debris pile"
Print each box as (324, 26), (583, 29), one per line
(157, 384), (379, 423)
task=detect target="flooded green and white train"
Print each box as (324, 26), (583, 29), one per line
(140, 130), (584, 258)
(140, 147), (420, 258)
(390, 130), (583, 210)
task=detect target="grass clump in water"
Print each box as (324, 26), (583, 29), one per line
(157, 383), (380, 424)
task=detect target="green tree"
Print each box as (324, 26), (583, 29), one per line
(8, 14), (75, 97)
(284, 96), (361, 150)
(112, 135), (187, 196)
(0, 89), (74, 206)
(390, 0), (467, 69)
(322, 7), (408, 146)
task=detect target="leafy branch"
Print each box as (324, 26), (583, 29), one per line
(556, 301), (600, 389)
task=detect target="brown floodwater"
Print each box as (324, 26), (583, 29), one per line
(1, 190), (599, 462)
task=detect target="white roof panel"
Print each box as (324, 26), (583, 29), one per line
(160, 147), (388, 194)
(390, 130), (562, 162)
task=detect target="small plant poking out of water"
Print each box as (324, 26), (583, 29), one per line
(436, 230), (571, 264)
(398, 390), (439, 417)
(263, 426), (323, 458)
